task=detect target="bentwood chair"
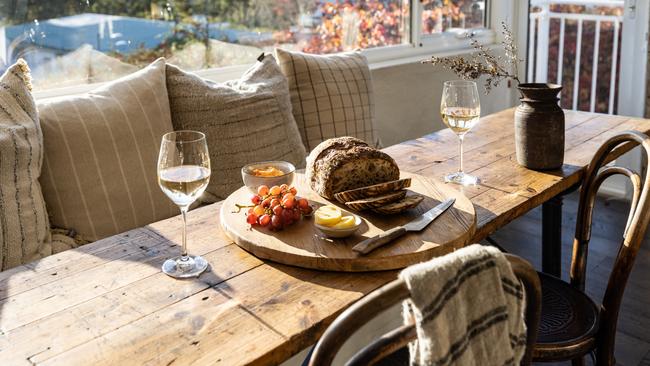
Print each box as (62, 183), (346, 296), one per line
(532, 131), (650, 365)
(307, 254), (542, 366)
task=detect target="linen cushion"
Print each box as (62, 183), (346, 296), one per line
(166, 54), (307, 202)
(0, 60), (52, 270)
(275, 48), (379, 151)
(38, 58), (178, 243)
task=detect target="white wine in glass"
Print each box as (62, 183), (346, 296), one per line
(159, 166), (211, 207)
(158, 131), (211, 278)
(441, 107), (480, 135)
(441, 81), (481, 185)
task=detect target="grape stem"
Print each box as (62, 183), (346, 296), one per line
(233, 203), (255, 213)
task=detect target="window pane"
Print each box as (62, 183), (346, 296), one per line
(0, 1), (409, 91)
(421, 0), (486, 34)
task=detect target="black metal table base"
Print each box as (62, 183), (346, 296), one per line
(542, 196), (563, 277)
(487, 189), (573, 278)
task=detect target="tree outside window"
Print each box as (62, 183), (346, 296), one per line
(0, 0), (486, 90)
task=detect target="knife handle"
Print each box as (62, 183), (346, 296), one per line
(352, 226), (407, 255)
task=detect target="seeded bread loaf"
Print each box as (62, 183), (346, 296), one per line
(306, 137), (400, 199)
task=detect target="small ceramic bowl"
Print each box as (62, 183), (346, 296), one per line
(241, 161), (295, 192)
(314, 209), (363, 239)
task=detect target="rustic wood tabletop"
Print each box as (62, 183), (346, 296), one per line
(1, 108), (647, 365)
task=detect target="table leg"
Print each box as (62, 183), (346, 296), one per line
(542, 195), (563, 277)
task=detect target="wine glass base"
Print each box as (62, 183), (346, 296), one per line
(444, 172), (480, 186)
(162, 255), (208, 279)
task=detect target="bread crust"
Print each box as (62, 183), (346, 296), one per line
(306, 137), (400, 199)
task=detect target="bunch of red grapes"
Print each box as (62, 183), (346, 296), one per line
(246, 184), (313, 230)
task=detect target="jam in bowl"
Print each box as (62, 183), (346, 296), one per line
(241, 161), (295, 192)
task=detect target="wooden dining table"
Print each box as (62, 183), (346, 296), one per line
(2, 108), (649, 365)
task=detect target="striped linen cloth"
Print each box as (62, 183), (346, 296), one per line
(38, 58), (178, 243)
(400, 244), (527, 366)
(0, 59), (52, 270)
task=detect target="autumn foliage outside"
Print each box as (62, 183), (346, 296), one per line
(1, 0), (485, 89)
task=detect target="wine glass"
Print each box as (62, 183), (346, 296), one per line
(440, 80), (481, 186)
(157, 131), (211, 278)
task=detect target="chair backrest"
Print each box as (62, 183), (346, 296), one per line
(308, 254), (541, 366)
(568, 131), (650, 364)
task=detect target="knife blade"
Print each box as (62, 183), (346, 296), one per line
(352, 198), (456, 255)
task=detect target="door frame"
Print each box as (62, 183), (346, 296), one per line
(618, 0), (649, 117)
(613, 0), (649, 198)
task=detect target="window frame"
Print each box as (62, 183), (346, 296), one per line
(33, 0), (515, 100)
(417, 0), (491, 46)
(340, 0), (498, 67)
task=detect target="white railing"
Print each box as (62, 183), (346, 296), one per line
(528, 0), (624, 114)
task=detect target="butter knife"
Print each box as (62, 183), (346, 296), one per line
(352, 198), (456, 255)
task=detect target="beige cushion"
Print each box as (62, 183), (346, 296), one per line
(0, 60), (52, 270)
(38, 58), (178, 243)
(166, 55), (307, 202)
(275, 49), (379, 151)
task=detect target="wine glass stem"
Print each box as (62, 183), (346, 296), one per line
(458, 134), (465, 174)
(180, 206), (188, 257)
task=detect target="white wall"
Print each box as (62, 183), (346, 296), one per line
(371, 57), (517, 147)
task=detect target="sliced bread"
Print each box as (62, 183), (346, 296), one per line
(334, 178), (411, 203)
(372, 195), (425, 214)
(345, 190), (407, 211)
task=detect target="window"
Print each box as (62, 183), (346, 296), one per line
(0, 1), (488, 92)
(422, 0), (486, 35)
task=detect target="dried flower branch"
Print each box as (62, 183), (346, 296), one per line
(422, 22), (522, 94)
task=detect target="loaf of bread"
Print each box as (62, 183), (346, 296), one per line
(306, 137), (400, 199)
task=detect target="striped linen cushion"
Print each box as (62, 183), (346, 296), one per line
(38, 58), (178, 243)
(0, 60), (52, 270)
(166, 54), (307, 202)
(275, 48), (379, 151)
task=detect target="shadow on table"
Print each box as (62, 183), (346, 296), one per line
(459, 162), (584, 232)
(260, 191), (476, 262)
(0, 209), (233, 336)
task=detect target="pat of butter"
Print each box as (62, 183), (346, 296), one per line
(314, 205), (342, 226)
(331, 216), (355, 229)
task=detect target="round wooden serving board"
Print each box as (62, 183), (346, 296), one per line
(220, 172), (476, 272)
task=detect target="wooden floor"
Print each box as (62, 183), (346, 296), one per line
(490, 191), (650, 366)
